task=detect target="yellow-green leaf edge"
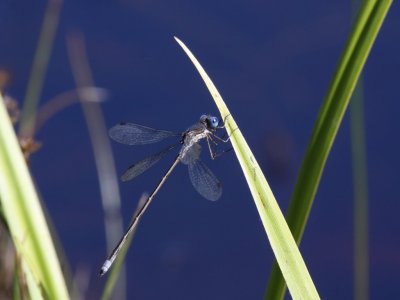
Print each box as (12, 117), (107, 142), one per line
(175, 37), (320, 299)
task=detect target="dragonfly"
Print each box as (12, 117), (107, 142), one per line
(99, 114), (230, 276)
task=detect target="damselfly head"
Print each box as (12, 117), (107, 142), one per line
(200, 114), (220, 130)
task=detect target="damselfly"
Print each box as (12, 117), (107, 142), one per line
(99, 114), (230, 275)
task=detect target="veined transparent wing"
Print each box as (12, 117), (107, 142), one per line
(121, 144), (178, 181)
(188, 159), (222, 201)
(109, 122), (180, 145)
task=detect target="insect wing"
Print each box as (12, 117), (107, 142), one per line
(109, 123), (179, 145)
(121, 144), (177, 181)
(188, 159), (222, 201)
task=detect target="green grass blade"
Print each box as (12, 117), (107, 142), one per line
(19, 0), (63, 137)
(265, 1), (392, 299)
(175, 37), (320, 299)
(23, 259), (45, 300)
(0, 94), (69, 299)
(12, 267), (21, 300)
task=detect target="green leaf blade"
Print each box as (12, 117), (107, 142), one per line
(0, 94), (69, 299)
(266, 1), (393, 299)
(175, 37), (320, 300)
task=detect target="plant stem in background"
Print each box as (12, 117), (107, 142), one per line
(34, 87), (108, 133)
(19, 0), (63, 138)
(350, 80), (369, 300)
(265, 1), (392, 299)
(350, 1), (369, 299)
(66, 31), (126, 300)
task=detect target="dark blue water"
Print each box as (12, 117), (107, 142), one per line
(1, 1), (400, 299)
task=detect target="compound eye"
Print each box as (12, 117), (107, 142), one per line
(210, 117), (219, 128)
